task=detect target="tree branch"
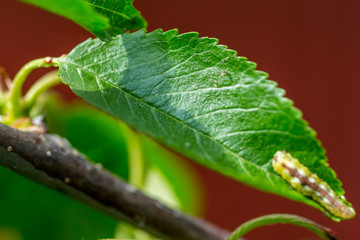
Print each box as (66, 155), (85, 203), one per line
(0, 123), (231, 240)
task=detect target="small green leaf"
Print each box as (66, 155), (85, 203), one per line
(20, 0), (146, 40)
(58, 29), (347, 219)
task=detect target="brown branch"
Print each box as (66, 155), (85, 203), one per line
(0, 123), (231, 240)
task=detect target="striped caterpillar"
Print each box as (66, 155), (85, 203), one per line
(272, 151), (355, 220)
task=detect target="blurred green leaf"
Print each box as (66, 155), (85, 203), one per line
(0, 167), (117, 240)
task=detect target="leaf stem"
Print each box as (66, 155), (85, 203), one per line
(7, 57), (60, 121)
(122, 126), (145, 188)
(227, 214), (337, 240)
(23, 70), (61, 110)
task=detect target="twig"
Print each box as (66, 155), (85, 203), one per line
(0, 123), (230, 240)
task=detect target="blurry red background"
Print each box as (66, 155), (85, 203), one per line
(1, 0), (359, 239)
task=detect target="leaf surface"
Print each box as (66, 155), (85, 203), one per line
(21, 0), (146, 40)
(58, 29), (346, 220)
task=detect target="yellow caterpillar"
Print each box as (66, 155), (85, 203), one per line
(272, 151), (355, 220)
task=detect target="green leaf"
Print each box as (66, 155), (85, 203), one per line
(21, 0), (146, 40)
(58, 29), (346, 220)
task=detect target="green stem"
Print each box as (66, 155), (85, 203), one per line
(7, 57), (60, 121)
(122, 126), (145, 188)
(227, 214), (336, 240)
(23, 70), (61, 110)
